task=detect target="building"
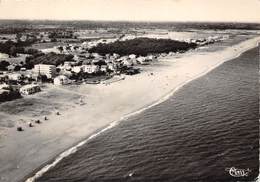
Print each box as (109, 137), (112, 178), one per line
(0, 83), (9, 90)
(129, 54), (136, 59)
(107, 63), (115, 71)
(82, 65), (99, 74)
(64, 61), (76, 67)
(7, 65), (15, 71)
(8, 73), (22, 81)
(53, 75), (70, 85)
(33, 64), (56, 78)
(122, 59), (133, 67)
(136, 56), (146, 64)
(100, 65), (108, 72)
(63, 61), (76, 71)
(147, 55), (156, 61)
(20, 84), (41, 95)
(71, 66), (82, 73)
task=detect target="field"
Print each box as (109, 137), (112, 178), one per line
(0, 85), (82, 130)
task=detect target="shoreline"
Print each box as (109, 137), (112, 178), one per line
(25, 37), (260, 182)
(0, 36), (259, 182)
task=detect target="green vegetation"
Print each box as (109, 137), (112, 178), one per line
(25, 52), (74, 69)
(0, 89), (21, 103)
(0, 60), (10, 71)
(89, 38), (197, 56)
(0, 40), (40, 57)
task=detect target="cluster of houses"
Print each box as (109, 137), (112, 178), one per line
(186, 35), (230, 45)
(0, 50), (156, 98)
(0, 32), (227, 101)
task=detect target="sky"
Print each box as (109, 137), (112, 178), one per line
(0, 0), (259, 23)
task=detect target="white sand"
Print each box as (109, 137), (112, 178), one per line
(0, 36), (259, 182)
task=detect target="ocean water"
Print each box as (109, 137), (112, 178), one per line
(36, 47), (259, 182)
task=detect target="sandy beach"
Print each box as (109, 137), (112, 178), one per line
(0, 36), (259, 182)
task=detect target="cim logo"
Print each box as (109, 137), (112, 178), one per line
(226, 167), (251, 178)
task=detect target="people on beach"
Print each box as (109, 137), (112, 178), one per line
(16, 109), (64, 131)
(28, 122), (33, 127)
(17, 126), (23, 131)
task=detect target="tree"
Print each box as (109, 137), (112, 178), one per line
(51, 38), (57, 42)
(0, 60), (10, 71)
(66, 46), (71, 52)
(14, 65), (21, 71)
(9, 46), (18, 57)
(57, 46), (63, 53)
(56, 68), (61, 73)
(16, 33), (22, 42)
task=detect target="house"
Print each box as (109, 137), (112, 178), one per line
(82, 65), (99, 74)
(20, 84), (41, 95)
(100, 65), (108, 72)
(122, 59), (133, 67)
(147, 55), (156, 61)
(92, 59), (104, 65)
(59, 70), (73, 78)
(92, 53), (102, 59)
(0, 83), (9, 90)
(7, 65), (16, 71)
(8, 73), (22, 81)
(64, 61), (76, 67)
(82, 59), (92, 65)
(71, 66), (82, 73)
(112, 53), (120, 59)
(63, 61), (76, 71)
(129, 54), (136, 59)
(33, 64), (57, 78)
(107, 63), (115, 71)
(73, 55), (79, 61)
(53, 75), (70, 85)
(136, 56), (147, 65)
(105, 59), (112, 64)
(20, 68), (26, 71)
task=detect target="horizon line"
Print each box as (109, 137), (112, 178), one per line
(0, 18), (259, 24)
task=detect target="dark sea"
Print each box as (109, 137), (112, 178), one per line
(36, 47), (259, 182)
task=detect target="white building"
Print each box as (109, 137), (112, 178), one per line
(71, 66), (82, 73)
(100, 65), (108, 72)
(8, 73), (22, 81)
(113, 53), (120, 59)
(53, 75), (70, 85)
(82, 65), (99, 74)
(64, 61), (76, 67)
(122, 59), (133, 67)
(92, 53), (102, 59)
(147, 55), (156, 61)
(129, 54), (136, 59)
(107, 63), (115, 71)
(0, 83), (9, 90)
(20, 84), (41, 95)
(34, 64), (56, 78)
(63, 61), (76, 71)
(136, 56), (147, 65)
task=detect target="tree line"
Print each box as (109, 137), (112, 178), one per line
(89, 38), (197, 56)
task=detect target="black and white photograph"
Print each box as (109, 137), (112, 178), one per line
(0, 0), (259, 181)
